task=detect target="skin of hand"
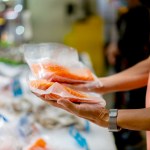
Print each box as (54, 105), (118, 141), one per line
(65, 81), (104, 94)
(105, 43), (119, 66)
(36, 94), (109, 128)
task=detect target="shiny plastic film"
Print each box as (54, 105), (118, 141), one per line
(24, 43), (105, 106)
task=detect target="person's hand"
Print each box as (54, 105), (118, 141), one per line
(63, 78), (107, 94)
(63, 79), (104, 94)
(36, 95), (109, 128)
(106, 43), (119, 66)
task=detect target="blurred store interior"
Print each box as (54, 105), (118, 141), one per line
(0, 0), (149, 149)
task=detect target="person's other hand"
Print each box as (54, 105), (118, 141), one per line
(36, 95), (109, 128)
(106, 43), (119, 66)
(64, 79), (104, 94)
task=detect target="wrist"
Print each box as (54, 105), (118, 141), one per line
(109, 109), (121, 132)
(98, 78), (110, 94)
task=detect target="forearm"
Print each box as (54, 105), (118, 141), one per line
(117, 108), (150, 131)
(99, 57), (150, 94)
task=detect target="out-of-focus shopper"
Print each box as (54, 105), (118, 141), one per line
(105, 0), (150, 149)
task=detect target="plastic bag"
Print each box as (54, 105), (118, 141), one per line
(24, 43), (102, 85)
(29, 79), (105, 105)
(24, 43), (105, 105)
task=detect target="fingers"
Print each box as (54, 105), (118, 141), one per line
(32, 92), (80, 115)
(45, 100), (61, 108)
(57, 99), (79, 114)
(39, 96), (76, 114)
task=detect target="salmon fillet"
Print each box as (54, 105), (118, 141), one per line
(29, 138), (46, 150)
(30, 79), (88, 98)
(31, 62), (94, 83)
(30, 79), (100, 103)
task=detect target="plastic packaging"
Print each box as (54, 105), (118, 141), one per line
(29, 79), (105, 105)
(27, 138), (47, 150)
(24, 43), (102, 85)
(24, 43), (105, 105)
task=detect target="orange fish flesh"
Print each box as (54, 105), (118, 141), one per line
(31, 62), (94, 83)
(29, 79), (99, 103)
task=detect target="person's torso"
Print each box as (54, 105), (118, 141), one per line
(146, 72), (150, 150)
(116, 5), (150, 67)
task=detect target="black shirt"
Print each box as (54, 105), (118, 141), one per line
(117, 5), (150, 67)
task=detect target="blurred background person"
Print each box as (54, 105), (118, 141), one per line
(105, 0), (150, 149)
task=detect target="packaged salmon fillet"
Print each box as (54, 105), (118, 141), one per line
(29, 79), (106, 106)
(24, 43), (102, 86)
(28, 138), (47, 150)
(30, 62), (95, 84)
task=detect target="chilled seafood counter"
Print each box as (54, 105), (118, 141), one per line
(0, 82), (116, 150)
(0, 44), (116, 150)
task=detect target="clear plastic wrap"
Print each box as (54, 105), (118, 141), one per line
(24, 43), (102, 85)
(24, 43), (105, 106)
(29, 79), (105, 105)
